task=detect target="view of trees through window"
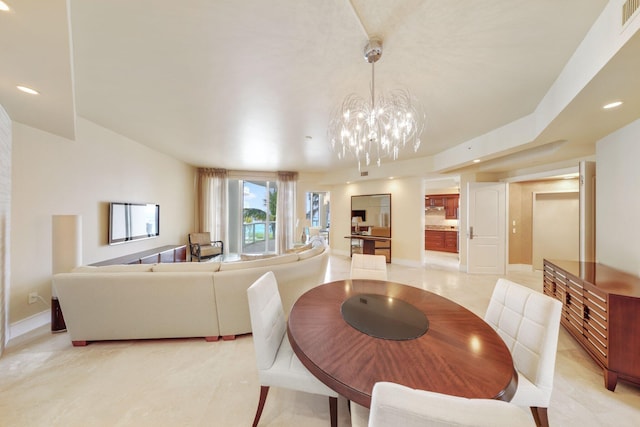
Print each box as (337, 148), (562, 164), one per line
(241, 180), (277, 254)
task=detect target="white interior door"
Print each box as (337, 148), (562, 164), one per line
(533, 191), (579, 270)
(467, 182), (506, 274)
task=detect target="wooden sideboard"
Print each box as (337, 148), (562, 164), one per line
(543, 259), (640, 391)
(90, 244), (187, 266)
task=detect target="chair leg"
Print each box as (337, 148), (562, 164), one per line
(252, 386), (270, 427)
(530, 406), (549, 427)
(329, 396), (338, 427)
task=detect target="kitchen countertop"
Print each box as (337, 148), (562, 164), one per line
(425, 226), (458, 231)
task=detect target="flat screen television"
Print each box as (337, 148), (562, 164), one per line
(109, 202), (159, 245)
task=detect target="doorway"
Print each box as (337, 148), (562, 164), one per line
(304, 192), (330, 244)
(532, 191), (579, 270)
(228, 179), (277, 255)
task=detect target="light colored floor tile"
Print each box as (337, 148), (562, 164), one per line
(1, 254), (638, 426)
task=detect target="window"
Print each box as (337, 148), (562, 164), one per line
(305, 192), (330, 243)
(228, 179), (277, 254)
(305, 192), (330, 228)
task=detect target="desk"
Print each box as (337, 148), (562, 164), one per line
(346, 234), (391, 262)
(287, 280), (517, 408)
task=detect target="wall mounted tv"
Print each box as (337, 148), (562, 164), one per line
(109, 202), (159, 245)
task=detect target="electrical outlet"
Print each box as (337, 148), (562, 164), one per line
(28, 292), (38, 304)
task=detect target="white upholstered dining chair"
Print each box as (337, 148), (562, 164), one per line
(366, 382), (535, 427)
(350, 253), (388, 280)
(247, 272), (338, 427)
(484, 278), (562, 427)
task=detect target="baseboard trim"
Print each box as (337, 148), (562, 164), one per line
(391, 258), (422, 268)
(508, 264), (533, 272)
(331, 249), (422, 268)
(9, 309), (51, 342)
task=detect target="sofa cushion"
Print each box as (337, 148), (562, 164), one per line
(152, 261), (221, 272)
(286, 243), (312, 253)
(54, 272), (219, 342)
(298, 245), (325, 260)
(240, 253), (277, 261)
(219, 253), (299, 271)
(199, 245), (222, 257)
(72, 264), (154, 273)
(214, 249), (329, 336)
(309, 235), (326, 248)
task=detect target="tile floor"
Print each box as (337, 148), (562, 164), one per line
(1, 254), (639, 426)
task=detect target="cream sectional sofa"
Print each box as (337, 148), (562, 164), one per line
(53, 245), (328, 346)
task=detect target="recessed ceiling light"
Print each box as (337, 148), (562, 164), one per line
(0, 2), (10, 12)
(473, 159), (481, 163)
(603, 101), (623, 109)
(17, 85), (39, 95)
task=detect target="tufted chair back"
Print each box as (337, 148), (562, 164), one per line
(351, 254), (388, 280)
(247, 271), (338, 427)
(367, 382), (535, 427)
(247, 271), (286, 371)
(484, 278), (562, 427)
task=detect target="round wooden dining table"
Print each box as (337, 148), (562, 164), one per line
(287, 279), (518, 408)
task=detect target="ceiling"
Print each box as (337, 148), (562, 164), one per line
(1, 0), (639, 180)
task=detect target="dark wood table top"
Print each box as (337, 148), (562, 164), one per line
(287, 280), (517, 408)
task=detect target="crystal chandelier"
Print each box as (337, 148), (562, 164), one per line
(329, 39), (425, 170)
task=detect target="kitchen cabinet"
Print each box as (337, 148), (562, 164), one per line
(445, 195), (459, 219)
(426, 194), (459, 219)
(425, 230), (444, 250)
(425, 229), (458, 253)
(543, 259), (640, 391)
(444, 231), (458, 252)
(425, 195), (445, 207)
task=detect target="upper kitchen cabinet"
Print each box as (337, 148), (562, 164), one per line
(426, 194), (459, 219)
(445, 195), (459, 219)
(425, 195), (445, 207)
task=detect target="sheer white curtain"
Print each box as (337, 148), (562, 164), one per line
(196, 168), (228, 249)
(276, 171), (297, 254)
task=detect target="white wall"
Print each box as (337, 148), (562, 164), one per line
(10, 117), (195, 324)
(532, 192), (579, 269)
(331, 177), (423, 266)
(596, 118), (640, 275)
(0, 105), (11, 351)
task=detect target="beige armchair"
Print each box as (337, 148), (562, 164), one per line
(188, 232), (223, 262)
